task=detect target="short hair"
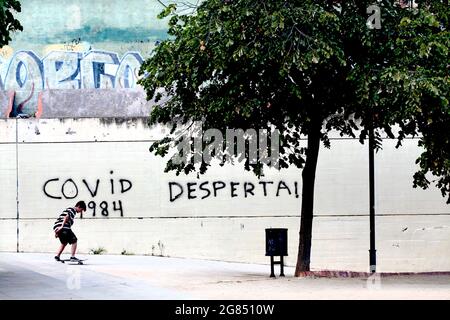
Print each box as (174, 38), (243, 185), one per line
(75, 201), (87, 211)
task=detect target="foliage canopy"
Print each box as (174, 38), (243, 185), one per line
(140, 0), (449, 203)
(0, 0), (22, 47)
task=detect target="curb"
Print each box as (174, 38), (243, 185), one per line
(296, 270), (450, 278)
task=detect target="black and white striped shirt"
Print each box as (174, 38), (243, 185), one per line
(53, 208), (76, 231)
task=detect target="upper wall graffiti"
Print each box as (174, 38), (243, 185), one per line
(0, 50), (144, 115)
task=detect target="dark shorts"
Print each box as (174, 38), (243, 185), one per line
(58, 229), (77, 245)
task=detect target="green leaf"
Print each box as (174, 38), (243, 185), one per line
(157, 3), (177, 19)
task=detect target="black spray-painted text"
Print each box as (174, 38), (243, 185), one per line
(168, 180), (299, 202)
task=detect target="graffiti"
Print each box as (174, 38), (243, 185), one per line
(2, 51), (43, 115)
(0, 49), (144, 115)
(43, 177), (133, 199)
(42, 172), (132, 218)
(42, 41), (91, 57)
(43, 51), (81, 89)
(87, 200), (124, 217)
(81, 51), (120, 89)
(115, 53), (143, 89)
(168, 180), (300, 202)
(63, 38), (82, 51)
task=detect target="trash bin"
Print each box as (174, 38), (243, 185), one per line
(265, 228), (288, 277)
(265, 228), (288, 257)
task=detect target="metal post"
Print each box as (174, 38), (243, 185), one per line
(280, 256), (285, 277)
(369, 123), (377, 273)
(270, 256), (275, 277)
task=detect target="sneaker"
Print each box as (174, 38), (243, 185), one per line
(54, 256), (61, 261)
(70, 256), (80, 262)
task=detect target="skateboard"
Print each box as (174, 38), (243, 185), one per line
(58, 259), (87, 265)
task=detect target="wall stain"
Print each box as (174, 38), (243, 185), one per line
(65, 127), (76, 135)
(99, 117), (148, 127)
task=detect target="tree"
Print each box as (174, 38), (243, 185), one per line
(0, 0), (22, 47)
(378, 0), (450, 205)
(139, 0), (449, 274)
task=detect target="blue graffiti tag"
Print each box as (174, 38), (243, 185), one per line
(0, 50), (144, 115)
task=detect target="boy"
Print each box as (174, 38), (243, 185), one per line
(53, 201), (86, 262)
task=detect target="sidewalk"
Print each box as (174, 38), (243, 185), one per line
(0, 253), (449, 300)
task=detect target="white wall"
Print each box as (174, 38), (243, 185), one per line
(0, 118), (449, 272)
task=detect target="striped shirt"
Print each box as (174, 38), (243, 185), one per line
(53, 208), (76, 231)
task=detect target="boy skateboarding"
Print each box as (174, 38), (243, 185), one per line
(53, 201), (86, 262)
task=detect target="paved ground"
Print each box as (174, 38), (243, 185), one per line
(0, 253), (449, 300)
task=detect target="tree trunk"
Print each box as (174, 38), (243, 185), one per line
(295, 119), (322, 276)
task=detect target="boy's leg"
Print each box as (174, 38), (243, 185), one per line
(56, 243), (66, 257)
(71, 242), (77, 257)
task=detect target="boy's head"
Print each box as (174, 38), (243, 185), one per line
(75, 201), (87, 213)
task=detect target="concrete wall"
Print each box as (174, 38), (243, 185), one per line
(1, 0), (448, 272)
(1, 117), (449, 272)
